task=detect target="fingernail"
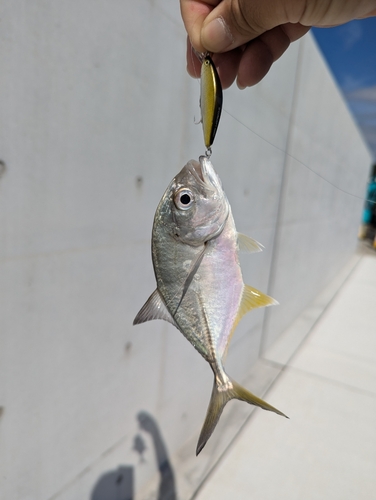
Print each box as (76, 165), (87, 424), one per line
(202, 17), (234, 52)
(237, 81), (246, 90)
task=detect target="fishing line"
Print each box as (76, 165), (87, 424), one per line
(223, 107), (373, 203)
(188, 44), (373, 204)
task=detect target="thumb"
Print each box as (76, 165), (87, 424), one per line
(201, 0), (288, 52)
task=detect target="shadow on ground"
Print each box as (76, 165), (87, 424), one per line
(91, 411), (177, 500)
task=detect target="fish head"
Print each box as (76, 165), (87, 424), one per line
(167, 156), (229, 245)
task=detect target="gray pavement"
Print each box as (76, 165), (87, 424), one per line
(194, 245), (376, 500)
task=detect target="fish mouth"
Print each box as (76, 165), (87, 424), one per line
(185, 160), (209, 188)
(198, 155), (230, 240)
(199, 155), (222, 192)
(185, 156), (221, 193)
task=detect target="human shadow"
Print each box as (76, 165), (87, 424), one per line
(137, 411), (177, 500)
(91, 465), (133, 500)
(90, 411), (176, 500)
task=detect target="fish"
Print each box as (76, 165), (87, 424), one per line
(133, 156), (287, 455)
(200, 54), (222, 152)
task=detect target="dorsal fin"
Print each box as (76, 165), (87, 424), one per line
(133, 289), (177, 327)
(237, 233), (264, 253)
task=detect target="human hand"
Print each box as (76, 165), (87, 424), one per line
(180, 0), (376, 89)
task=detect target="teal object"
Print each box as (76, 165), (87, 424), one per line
(362, 178), (376, 224)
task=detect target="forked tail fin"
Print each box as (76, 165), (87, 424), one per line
(196, 376), (288, 455)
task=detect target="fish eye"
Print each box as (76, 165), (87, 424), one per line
(174, 188), (194, 210)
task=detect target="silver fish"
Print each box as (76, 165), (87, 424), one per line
(134, 156), (287, 455)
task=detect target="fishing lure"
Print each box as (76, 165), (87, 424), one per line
(200, 54), (223, 155)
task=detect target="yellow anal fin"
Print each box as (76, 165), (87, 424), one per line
(235, 285), (278, 329)
(224, 285), (278, 359)
(240, 284), (278, 314)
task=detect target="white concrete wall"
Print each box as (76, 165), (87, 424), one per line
(0, 2), (372, 500)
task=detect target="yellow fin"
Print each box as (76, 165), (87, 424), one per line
(224, 286), (278, 361)
(196, 373), (288, 455)
(240, 285), (278, 315)
(230, 285), (278, 340)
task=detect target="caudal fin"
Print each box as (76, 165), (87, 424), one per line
(196, 376), (288, 455)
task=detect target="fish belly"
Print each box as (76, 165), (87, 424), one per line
(169, 216), (243, 363)
(195, 216), (244, 361)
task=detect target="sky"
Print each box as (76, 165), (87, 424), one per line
(312, 18), (376, 163)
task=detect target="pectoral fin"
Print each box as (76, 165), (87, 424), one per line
(173, 244), (207, 315)
(133, 289), (177, 327)
(237, 233), (264, 253)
